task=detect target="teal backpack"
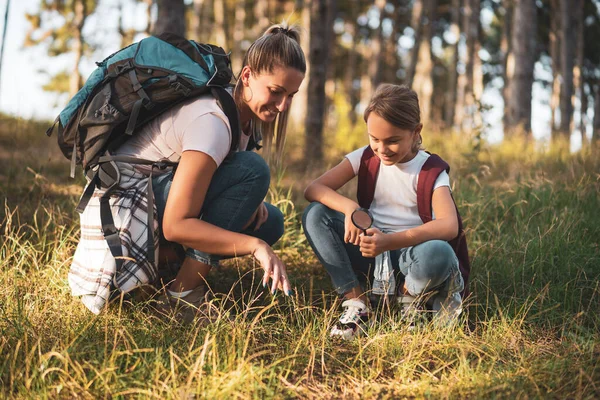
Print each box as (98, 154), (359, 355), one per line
(47, 32), (241, 270)
(47, 32), (240, 178)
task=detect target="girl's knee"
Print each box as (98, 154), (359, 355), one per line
(406, 240), (457, 291)
(302, 202), (330, 232)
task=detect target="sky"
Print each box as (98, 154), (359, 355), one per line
(0, 0), (590, 151)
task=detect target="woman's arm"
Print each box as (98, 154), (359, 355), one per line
(304, 158), (358, 215)
(162, 150), (263, 256)
(359, 186), (459, 257)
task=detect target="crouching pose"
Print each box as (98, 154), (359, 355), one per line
(302, 84), (470, 340)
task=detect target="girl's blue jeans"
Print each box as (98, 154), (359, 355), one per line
(302, 202), (464, 301)
(152, 151), (284, 267)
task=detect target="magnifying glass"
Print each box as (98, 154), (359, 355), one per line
(351, 207), (374, 235)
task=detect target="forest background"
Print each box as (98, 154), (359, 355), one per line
(0, 0), (599, 398)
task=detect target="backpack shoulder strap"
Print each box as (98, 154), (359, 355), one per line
(357, 146), (380, 209)
(417, 153), (449, 223)
(417, 153), (471, 298)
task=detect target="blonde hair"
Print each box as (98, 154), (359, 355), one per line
(234, 22), (306, 164)
(364, 84), (423, 152)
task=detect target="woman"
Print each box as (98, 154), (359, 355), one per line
(115, 24), (305, 322)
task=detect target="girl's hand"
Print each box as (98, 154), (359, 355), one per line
(344, 212), (364, 246)
(252, 240), (292, 295)
(359, 228), (392, 258)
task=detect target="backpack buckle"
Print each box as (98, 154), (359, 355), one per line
(170, 81), (191, 96)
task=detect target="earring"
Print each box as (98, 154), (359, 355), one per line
(243, 86), (253, 103)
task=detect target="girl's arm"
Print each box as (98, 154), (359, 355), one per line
(304, 158), (364, 245)
(304, 158), (358, 215)
(389, 186), (458, 247)
(360, 186), (458, 257)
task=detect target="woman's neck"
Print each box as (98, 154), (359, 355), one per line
(238, 102), (253, 132)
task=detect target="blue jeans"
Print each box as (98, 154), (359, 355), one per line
(302, 202), (463, 300)
(153, 151), (284, 267)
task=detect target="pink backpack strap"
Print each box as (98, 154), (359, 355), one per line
(417, 153), (471, 298)
(357, 146), (380, 209)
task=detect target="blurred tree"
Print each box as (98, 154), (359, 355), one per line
(154, 0), (185, 36)
(305, 0), (335, 164)
(25, 0), (97, 97)
(558, 0), (576, 136)
(0, 0), (10, 103)
(118, 0), (153, 48)
(231, 0), (247, 73)
(412, 0), (436, 124)
(504, 0), (537, 135)
(549, 0), (560, 134)
(444, 0), (461, 128)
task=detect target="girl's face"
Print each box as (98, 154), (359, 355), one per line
(367, 112), (422, 165)
(241, 65), (304, 123)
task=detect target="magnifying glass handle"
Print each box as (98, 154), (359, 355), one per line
(362, 229), (367, 236)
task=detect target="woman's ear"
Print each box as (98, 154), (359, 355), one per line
(241, 66), (252, 86)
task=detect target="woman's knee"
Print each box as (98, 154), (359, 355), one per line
(228, 151), (271, 194)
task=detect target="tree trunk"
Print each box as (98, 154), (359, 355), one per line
(406, 0), (424, 86)
(213, 0), (226, 48)
(253, 0), (270, 38)
(460, 0), (481, 134)
(504, 0), (537, 135)
(69, 0), (86, 97)
(558, 0), (576, 136)
(383, 4), (400, 83)
(593, 84), (600, 145)
(412, 0), (436, 125)
(0, 0), (10, 102)
(501, 0), (513, 128)
(231, 1), (246, 74)
(575, 0), (586, 145)
(454, 0), (469, 130)
(144, 0), (154, 36)
(304, 0), (333, 164)
(444, 0), (460, 128)
(549, 0), (561, 135)
(345, 17), (360, 126)
(289, 0), (310, 128)
(190, 0), (204, 41)
(369, 0), (386, 89)
(154, 0), (186, 37)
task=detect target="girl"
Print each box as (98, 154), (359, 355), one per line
(70, 24), (306, 322)
(302, 84), (469, 340)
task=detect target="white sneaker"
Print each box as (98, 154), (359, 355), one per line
(330, 299), (371, 341)
(432, 292), (463, 327)
(397, 293), (425, 330)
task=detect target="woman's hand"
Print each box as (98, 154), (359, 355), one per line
(252, 240), (292, 295)
(359, 228), (392, 258)
(344, 212), (364, 246)
(244, 202), (269, 231)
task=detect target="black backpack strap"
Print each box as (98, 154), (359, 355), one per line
(211, 87), (241, 154)
(92, 156), (177, 275)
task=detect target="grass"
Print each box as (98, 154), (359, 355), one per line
(1, 113), (599, 398)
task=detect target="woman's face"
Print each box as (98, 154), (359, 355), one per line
(367, 112), (421, 165)
(241, 65), (305, 123)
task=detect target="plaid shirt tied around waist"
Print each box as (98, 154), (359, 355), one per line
(68, 162), (159, 314)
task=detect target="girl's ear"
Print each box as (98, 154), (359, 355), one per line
(414, 123), (423, 136)
(241, 66), (252, 86)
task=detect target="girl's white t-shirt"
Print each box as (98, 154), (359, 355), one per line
(345, 146), (450, 233)
(116, 94), (251, 173)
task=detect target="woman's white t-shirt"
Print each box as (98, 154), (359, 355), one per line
(345, 146), (450, 233)
(116, 94), (251, 173)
